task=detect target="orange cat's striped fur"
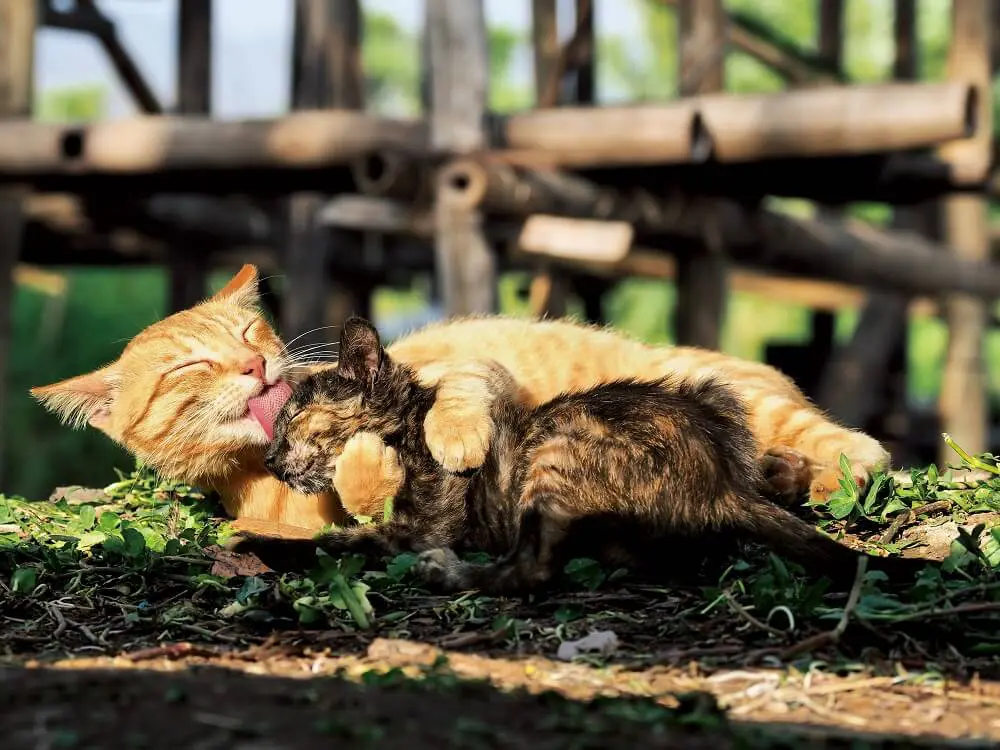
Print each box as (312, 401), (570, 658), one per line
(31, 264), (888, 530)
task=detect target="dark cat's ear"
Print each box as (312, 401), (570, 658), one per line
(337, 317), (386, 385)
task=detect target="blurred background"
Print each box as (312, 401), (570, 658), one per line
(4, 0), (998, 499)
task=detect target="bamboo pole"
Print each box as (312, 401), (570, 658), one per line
(438, 157), (1000, 301)
(697, 81), (975, 162)
(0, 111), (426, 175)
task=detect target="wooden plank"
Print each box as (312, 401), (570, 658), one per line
(938, 0), (993, 462)
(674, 0), (728, 349)
(427, 0), (496, 315)
(0, 0), (35, 487)
(282, 0), (366, 348)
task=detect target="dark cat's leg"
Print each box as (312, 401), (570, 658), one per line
(228, 522), (417, 572)
(415, 501), (569, 595)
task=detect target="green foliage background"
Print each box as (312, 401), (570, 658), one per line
(8, 0), (1000, 499)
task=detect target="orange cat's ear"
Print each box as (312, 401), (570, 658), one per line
(210, 264), (259, 308)
(30, 364), (121, 438)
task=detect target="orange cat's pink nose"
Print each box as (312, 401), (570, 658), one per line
(240, 355), (266, 382)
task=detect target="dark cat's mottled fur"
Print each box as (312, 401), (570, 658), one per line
(230, 318), (930, 594)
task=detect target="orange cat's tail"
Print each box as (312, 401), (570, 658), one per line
(736, 496), (934, 588)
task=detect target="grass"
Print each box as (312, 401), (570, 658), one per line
(4, 438), (1000, 664)
(5, 440), (1000, 745)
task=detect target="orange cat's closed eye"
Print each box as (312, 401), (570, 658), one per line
(167, 360), (213, 375)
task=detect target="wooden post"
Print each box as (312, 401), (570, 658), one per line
(817, 0), (919, 438)
(0, 0), (35, 487)
(527, 0), (580, 320)
(282, 0), (365, 349)
(808, 0), (843, 391)
(938, 0), (993, 463)
(674, 0), (728, 348)
(168, 0), (212, 313)
(427, 0), (496, 316)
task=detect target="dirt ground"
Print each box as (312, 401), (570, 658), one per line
(5, 637), (1000, 750)
(5, 481), (1000, 748)
(5, 595), (1000, 750)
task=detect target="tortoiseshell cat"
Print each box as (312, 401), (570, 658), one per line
(231, 318), (929, 594)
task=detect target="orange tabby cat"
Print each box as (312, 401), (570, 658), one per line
(30, 265), (356, 531)
(32, 264), (887, 531)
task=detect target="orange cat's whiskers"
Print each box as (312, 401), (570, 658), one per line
(281, 326), (343, 352)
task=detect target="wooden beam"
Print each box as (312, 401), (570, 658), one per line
(675, 0), (727, 350)
(0, 0), (35, 488)
(427, 0), (496, 316)
(939, 0), (993, 462)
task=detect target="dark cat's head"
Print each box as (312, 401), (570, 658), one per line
(263, 317), (416, 494)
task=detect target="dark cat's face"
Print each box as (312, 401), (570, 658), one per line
(264, 317), (405, 494)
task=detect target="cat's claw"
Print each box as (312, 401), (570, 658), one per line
(333, 431), (405, 518)
(414, 547), (468, 590)
(423, 406), (493, 473)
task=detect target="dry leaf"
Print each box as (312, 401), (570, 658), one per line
(203, 544), (272, 578)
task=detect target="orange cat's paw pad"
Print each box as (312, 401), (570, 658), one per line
(808, 462), (871, 503)
(333, 431), (405, 518)
(424, 405), (493, 473)
(760, 446), (812, 504)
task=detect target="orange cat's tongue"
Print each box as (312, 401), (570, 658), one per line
(247, 381), (293, 440)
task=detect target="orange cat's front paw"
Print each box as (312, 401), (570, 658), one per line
(424, 404), (493, 473)
(809, 461), (871, 503)
(333, 432), (405, 518)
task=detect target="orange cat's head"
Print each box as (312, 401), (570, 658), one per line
(30, 264), (300, 484)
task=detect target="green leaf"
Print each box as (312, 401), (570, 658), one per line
(827, 491), (856, 520)
(385, 552), (417, 581)
(98, 511), (121, 533)
(11, 566), (37, 595)
(76, 530), (107, 550)
(236, 576), (270, 605)
(121, 526), (146, 557)
(78, 505), (97, 530)
(563, 557), (606, 590)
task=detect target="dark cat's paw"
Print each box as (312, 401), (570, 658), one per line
(226, 532), (321, 572)
(414, 547), (470, 591)
(759, 446), (812, 505)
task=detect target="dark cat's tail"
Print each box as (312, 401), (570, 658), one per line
(734, 495), (935, 588)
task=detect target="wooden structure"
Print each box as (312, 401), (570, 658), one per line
(2, 0), (998, 481)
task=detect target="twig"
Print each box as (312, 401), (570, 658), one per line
(47, 603), (67, 638)
(779, 556), (868, 660)
(722, 590), (787, 637)
(880, 500), (954, 544)
(172, 622), (240, 644)
(439, 625), (511, 649)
